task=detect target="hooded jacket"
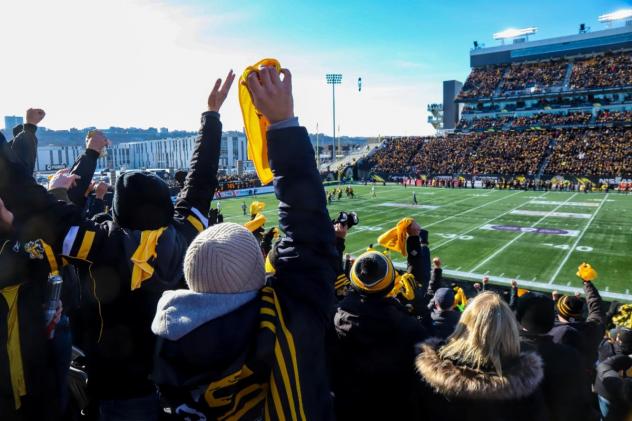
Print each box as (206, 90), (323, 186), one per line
(415, 340), (548, 421)
(152, 123), (338, 420)
(1, 112), (222, 400)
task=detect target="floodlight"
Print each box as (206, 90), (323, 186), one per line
(598, 9), (632, 23)
(326, 74), (343, 84)
(493, 27), (538, 40)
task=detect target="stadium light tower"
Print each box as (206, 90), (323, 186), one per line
(598, 9), (632, 27)
(493, 27), (537, 45)
(326, 73), (342, 160)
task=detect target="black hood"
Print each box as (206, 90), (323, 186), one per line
(113, 171), (174, 231)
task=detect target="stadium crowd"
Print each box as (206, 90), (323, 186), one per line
(570, 52), (632, 90)
(457, 111), (595, 131)
(370, 126), (632, 178)
(500, 60), (567, 93)
(2, 65), (632, 421)
(457, 51), (632, 99)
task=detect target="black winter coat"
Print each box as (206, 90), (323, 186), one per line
(595, 354), (632, 421)
(415, 340), (549, 421)
(549, 281), (605, 375)
(520, 332), (598, 421)
(153, 125), (338, 420)
(332, 293), (427, 421)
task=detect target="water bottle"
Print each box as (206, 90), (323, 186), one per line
(45, 273), (63, 339)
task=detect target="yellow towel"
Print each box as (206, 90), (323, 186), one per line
(244, 213), (267, 233)
(577, 262), (597, 282)
(377, 217), (413, 256)
(1, 285), (25, 409)
(388, 273), (416, 301)
(238, 58), (282, 185)
(454, 287), (468, 309)
(131, 227), (167, 290)
(249, 201), (266, 217)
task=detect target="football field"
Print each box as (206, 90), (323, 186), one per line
(217, 184), (632, 301)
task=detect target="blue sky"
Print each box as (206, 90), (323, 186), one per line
(1, 0), (629, 136)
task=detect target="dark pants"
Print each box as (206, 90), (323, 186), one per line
(99, 393), (160, 421)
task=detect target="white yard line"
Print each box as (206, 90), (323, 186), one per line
(431, 192), (549, 251)
(469, 193), (579, 273)
(391, 263), (632, 302)
(347, 190), (523, 254)
(345, 193), (475, 239)
(548, 193), (609, 284)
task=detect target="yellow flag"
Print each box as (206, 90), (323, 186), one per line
(238, 58), (282, 185)
(377, 217), (413, 256)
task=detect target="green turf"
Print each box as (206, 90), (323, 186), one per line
(216, 184), (632, 301)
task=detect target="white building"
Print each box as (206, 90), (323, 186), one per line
(35, 132), (249, 172)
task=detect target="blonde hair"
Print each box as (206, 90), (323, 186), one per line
(438, 292), (520, 376)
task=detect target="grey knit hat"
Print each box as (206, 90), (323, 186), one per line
(184, 222), (265, 293)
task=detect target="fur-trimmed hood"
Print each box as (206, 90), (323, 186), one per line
(416, 341), (544, 400)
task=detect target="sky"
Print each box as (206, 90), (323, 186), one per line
(0, 0), (630, 136)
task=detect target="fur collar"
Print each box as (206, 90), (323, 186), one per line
(416, 342), (543, 400)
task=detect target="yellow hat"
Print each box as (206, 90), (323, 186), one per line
(350, 251), (396, 294)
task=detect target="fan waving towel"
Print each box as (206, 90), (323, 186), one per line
(377, 217), (413, 256)
(238, 58), (282, 185)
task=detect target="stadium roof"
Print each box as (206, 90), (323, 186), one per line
(471, 24), (632, 67)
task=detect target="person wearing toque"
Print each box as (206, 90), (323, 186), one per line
(549, 263), (606, 381)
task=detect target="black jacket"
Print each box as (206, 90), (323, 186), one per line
(520, 332), (598, 421)
(153, 125), (338, 420)
(415, 340), (549, 421)
(2, 112), (222, 400)
(549, 281), (605, 374)
(426, 266), (460, 339)
(595, 354), (632, 421)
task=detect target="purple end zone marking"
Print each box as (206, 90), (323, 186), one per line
(491, 225), (569, 236)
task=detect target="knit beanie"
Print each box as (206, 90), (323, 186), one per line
(516, 293), (555, 334)
(434, 288), (455, 310)
(618, 327), (632, 355)
(350, 251), (396, 295)
(113, 171), (174, 230)
(184, 222), (265, 293)
(557, 295), (585, 321)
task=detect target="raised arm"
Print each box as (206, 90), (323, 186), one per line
(406, 222), (431, 291)
(67, 131), (110, 207)
(175, 71), (234, 222)
(247, 66), (337, 311)
(7, 109), (46, 175)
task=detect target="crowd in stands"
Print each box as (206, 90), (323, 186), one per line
(545, 127), (632, 177)
(216, 173), (261, 191)
(457, 65), (504, 99)
(457, 51), (632, 100)
(596, 109), (632, 124)
(468, 131), (550, 176)
(510, 111), (592, 127)
(501, 60), (567, 93)
(370, 126), (631, 178)
(457, 111), (594, 131)
(570, 52), (632, 90)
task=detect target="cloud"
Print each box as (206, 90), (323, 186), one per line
(0, 0), (439, 136)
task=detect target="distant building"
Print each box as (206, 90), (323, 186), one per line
(4, 115), (23, 137)
(35, 132), (249, 173)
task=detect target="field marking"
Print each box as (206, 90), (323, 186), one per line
(548, 193), (609, 284)
(469, 193), (579, 273)
(347, 190), (523, 254)
(529, 200), (599, 207)
(392, 263), (632, 302)
(378, 203), (440, 210)
(345, 193), (477, 240)
(511, 210), (591, 219)
(431, 192), (548, 251)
